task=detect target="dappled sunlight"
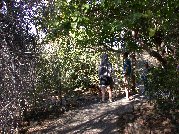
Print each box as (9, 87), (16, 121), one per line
(1, 0), (179, 133)
(27, 94), (138, 133)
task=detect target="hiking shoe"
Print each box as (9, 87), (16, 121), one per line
(108, 99), (113, 103)
(99, 100), (105, 103)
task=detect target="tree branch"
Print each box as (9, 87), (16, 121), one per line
(140, 41), (167, 67)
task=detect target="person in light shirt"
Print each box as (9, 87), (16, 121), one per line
(98, 53), (113, 102)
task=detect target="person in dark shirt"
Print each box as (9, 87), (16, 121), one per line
(98, 53), (113, 102)
(122, 52), (132, 100)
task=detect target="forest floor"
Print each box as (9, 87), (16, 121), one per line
(25, 93), (177, 134)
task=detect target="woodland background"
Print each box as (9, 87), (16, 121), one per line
(0, 0), (179, 133)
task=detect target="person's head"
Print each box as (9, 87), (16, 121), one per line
(144, 62), (149, 68)
(123, 52), (129, 59)
(101, 53), (108, 61)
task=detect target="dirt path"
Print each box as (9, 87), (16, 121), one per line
(27, 95), (145, 134)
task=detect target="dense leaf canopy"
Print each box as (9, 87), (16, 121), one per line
(38, 0), (179, 54)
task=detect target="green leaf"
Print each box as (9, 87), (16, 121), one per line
(84, 4), (89, 10)
(149, 28), (156, 37)
(72, 17), (78, 21)
(115, 0), (122, 5)
(83, 4), (90, 13)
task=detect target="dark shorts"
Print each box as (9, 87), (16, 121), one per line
(99, 76), (113, 86)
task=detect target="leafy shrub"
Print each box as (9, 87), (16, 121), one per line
(147, 64), (179, 112)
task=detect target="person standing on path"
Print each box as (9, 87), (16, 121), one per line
(141, 62), (149, 95)
(98, 53), (113, 102)
(122, 52), (132, 100)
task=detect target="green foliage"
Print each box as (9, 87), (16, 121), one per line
(2, 0), (179, 132)
(147, 63), (179, 111)
(34, 0), (179, 106)
(36, 41), (101, 95)
(33, 0), (179, 63)
(32, 0), (179, 115)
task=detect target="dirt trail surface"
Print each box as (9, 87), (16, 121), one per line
(27, 95), (145, 134)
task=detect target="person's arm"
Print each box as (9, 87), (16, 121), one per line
(123, 59), (131, 76)
(98, 65), (102, 78)
(123, 59), (127, 75)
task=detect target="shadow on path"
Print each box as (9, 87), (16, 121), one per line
(29, 94), (145, 134)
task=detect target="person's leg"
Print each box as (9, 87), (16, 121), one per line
(125, 87), (129, 99)
(100, 85), (106, 102)
(98, 87), (102, 98)
(124, 76), (129, 99)
(107, 86), (112, 102)
(128, 76), (134, 100)
(143, 78), (148, 95)
(99, 77), (106, 102)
